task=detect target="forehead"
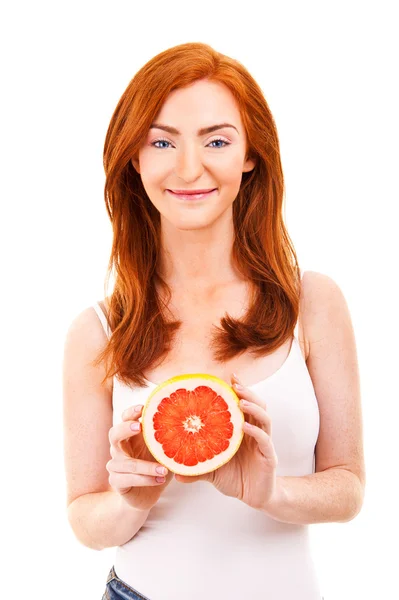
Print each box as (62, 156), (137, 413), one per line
(154, 80), (242, 131)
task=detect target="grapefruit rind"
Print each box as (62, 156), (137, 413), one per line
(141, 373), (244, 476)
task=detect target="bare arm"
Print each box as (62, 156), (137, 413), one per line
(263, 272), (365, 524)
(63, 305), (151, 550)
(67, 490), (150, 551)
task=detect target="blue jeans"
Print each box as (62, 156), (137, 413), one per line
(102, 565), (324, 600)
(102, 566), (151, 600)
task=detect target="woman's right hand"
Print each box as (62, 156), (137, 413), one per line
(106, 404), (173, 511)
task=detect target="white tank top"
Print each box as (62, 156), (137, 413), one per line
(92, 291), (323, 600)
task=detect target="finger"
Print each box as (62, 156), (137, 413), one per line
(121, 404), (144, 421)
(239, 399), (272, 436)
(175, 472), (212, 484)
(109, 420), (143, 456)
(107, 456), (168, 479)
(242, 422), (278, 466)
(109, 471), (168, 490)
(231, 380), (268, 412)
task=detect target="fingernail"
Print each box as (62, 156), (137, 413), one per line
(156, 466), (167, 475)
(234, 382), (244, 390)
(131, 422), (140, 430)
(135, 405), (144, 412)
(233, 372), (242, 383)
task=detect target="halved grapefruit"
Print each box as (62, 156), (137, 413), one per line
(141, 374), (244, 476)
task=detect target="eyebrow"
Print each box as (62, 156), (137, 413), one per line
(149, 122), (239, 136)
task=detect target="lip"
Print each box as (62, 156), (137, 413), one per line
(169, 188), (216, 194)
(167, 188), (217, 201)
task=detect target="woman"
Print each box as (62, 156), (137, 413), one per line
(63, 42), (365, 600)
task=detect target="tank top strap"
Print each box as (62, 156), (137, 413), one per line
(294, 318), (300, 340)
(92, 302), (111, 339)
(293, 267), (305, 341)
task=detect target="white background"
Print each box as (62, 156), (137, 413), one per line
(1, 1), (397, 599)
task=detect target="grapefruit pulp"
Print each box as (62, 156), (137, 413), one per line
(141, 374), (244, 476)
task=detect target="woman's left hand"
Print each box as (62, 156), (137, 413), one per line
(175, 374), (280, 512)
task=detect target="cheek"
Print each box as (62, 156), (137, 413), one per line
(138, 148), (168, 180)
(141, 162), (167, 182)
(216, 153), (246, 180)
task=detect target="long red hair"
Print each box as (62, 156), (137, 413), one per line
(92, 42), (301, 389)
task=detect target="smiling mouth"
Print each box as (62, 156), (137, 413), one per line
(166, 189), (217, 201)
(169, 188), (216, 194)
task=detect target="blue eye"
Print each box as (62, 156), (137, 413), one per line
(209, 138), (229, 149)
(151, 137), (230, 149)
(151, 138), (170, 149)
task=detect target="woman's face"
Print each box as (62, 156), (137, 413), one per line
(131, 79), (256, 230)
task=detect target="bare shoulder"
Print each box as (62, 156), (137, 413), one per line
(300, 270), (350, 349)
(300, 270), (366, 500)
(65, 304), (110, 347)
(63, 304), (113, 393)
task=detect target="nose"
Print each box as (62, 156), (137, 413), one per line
(174, 144), (205, 182)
